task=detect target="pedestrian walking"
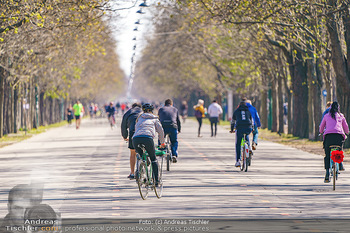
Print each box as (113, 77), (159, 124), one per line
(66, 104), (73, 125)
(207, 100), (223, 137)
(121, 103), (126, 115)
(193, 99), (206, 137)
(180, 101), (188, 123)
(89, 103), (94, 119)
(116, 102), (121, 115)
(283, 102), (288, 125)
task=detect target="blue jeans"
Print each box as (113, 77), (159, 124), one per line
(163, 127), (178, 157)
(252, 125), (259, 144)
(235, 128), (252, 162)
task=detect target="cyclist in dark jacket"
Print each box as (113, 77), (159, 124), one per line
(158, 99), (181, 162)
(121, 103), (142, 179)
(230, 101), (253, 167)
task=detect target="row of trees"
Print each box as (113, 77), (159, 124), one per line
(0, 0), (125, 137)
(133, 0), (350, 146)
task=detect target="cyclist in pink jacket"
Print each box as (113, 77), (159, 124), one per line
(319, 102), (349, 183)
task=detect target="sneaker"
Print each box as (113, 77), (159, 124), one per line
(324, 176), (330, 183)
(235, 161), (241, 167)
(324, 170), (330, 183)
(252, 142), (257, 150)
(127, 174), (135, 180)
(172, 156), (177, 163)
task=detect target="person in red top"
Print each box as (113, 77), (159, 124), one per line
(121, 103), (126, 115)
(319, 101), (349, 183)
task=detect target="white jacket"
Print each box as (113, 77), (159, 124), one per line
(208, 103), (223, 118)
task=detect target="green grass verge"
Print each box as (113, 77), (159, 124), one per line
(0, 120), (68, 148)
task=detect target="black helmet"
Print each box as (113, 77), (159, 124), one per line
(142, 103), (154, 112)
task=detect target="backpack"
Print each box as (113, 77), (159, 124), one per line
(194, 109), (202, 118)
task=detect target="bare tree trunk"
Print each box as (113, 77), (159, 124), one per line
(40, 91), (45, 126)
(261, 90), (268, 129)
(307, 59), (315, 140)
(288, 91), (293, 134)
(271, 78), (278, 132)
(327, 2), (350, 147)
(0, 67), (5, 138)
(13, 87), (18, 133)
(292, 51), (309, 138)
(278, 74), (284, 134)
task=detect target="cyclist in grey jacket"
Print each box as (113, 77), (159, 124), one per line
(133, 103), (165, 186)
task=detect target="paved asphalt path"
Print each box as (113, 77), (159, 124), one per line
(1, 117), (350, 222)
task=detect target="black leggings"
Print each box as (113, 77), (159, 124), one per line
(196, 117), (202, 135)
(133, 137), (159, 181)
(210, 117), (218, 136)
(323, 133), (344, 169)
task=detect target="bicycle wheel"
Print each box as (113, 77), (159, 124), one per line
(154, 157), (164, 198)
(109, 117), (113, 129)
(137, 162), (149, 200)
(240, 146), (245, 171)
(244, 144), (249, 172)
(166, 154), (171, 171)
(333, 163), (336, 191)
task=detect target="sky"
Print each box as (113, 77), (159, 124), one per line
(110, 0), (156, 78)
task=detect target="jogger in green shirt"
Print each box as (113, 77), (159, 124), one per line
(73, 100), (84, 129)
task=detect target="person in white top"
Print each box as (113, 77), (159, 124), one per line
(207, 100), (223, 137)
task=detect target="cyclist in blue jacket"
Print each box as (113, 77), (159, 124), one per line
(246, 100), (261, 150)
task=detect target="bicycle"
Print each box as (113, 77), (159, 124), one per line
(135, 144), (165, 199)
(165, 135), (173, 171)
(240, 133), (250, 172)
(329, 145), (344, 191)
(108, 114), (115, 129)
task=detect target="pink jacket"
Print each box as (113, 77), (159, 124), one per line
(319, 112), (349, 139)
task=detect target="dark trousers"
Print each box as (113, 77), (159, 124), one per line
(133, 137), (159, 181)
(235, 128), (253, 162)
(196, 117), (202, 136)
(210, 117), (219, 136)
(163, 127), (178, 157)
(323, 133), (344, 170)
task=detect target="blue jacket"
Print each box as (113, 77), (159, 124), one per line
(321, 107), (330, 122)
(246, 103), (261, 127)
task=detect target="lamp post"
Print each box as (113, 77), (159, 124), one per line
(139, 1), (149, 7)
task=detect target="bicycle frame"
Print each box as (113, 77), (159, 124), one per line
(135, 144), (164, 199)
(240, 134), (250, 172)
(136, 146), (153, 183)
(165, 134), (172, 171)
(329, 145), (342, 191)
